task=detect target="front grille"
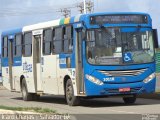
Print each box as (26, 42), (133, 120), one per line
(99, 68), (147, 77)
(107, 87), (142, 94)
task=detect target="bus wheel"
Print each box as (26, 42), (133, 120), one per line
(123, 95), (136, 104)
(65, 79), (80, 106)
(32, 94), (40, 101)
(21, 79), (32, 101)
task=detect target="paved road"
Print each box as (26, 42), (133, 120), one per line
(0, 87), (160, 120)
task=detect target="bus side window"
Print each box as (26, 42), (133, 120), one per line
(2, 37), (8, 58)
(15, 34), (22, 57)
(23, 32), (32, 57)
(62, 27), (66, 52)
(64, 25), (73, 53)
(53, 27), (63, 54)
(43, 29), (52, 55)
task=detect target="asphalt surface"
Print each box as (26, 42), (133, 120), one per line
(0, 86), (160, 120)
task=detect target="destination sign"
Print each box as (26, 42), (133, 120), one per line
(90, 14), (148, 25)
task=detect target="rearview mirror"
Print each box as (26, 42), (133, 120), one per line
(153, 29), (159, 48)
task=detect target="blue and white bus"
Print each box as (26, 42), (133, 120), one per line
(1, 12), (158, 106)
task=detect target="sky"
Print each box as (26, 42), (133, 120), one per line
(0, 0), (160, 49)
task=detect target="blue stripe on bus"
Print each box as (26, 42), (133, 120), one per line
(70, 16), (75, 23)
(1, 58), (9, 67)
(59, 54), (75, 68)
(1, 57), (22, 67)
(13, 57), (22, 66)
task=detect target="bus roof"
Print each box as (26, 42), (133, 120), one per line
(22, 19), (61, 32)
(23, 12), (150, 32)
(2, 12), (151, 35)
(22, 14), (83, 32)
(1, 28), (22, 36)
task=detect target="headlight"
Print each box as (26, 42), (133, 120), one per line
(86, 74), (103, 85)
(143, 73), (156, 83)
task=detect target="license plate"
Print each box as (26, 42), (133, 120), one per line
(119, 88), (130, 92)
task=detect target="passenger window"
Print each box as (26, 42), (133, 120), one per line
(43, 29), (52, 55)
(24, 32), (32, 57)
(15, 34), (22, 57)
(64, 26), (73, 53)
(53, 27), (63, 54)
(2, 37), (8, 58)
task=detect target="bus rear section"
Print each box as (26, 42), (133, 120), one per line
(1, 29), (23, 92)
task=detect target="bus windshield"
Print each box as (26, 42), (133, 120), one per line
(86, 28), (154, 65)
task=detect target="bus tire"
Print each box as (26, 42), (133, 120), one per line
(21, 78), (32, 101)
(32, 94), (40, 101)
(123, 95), (136, 104)
(65, 79), (80, 106)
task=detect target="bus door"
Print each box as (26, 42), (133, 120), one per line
(41, 29), (58, 94)
(33, 32), (43, 93)
(75, 29), (85, 95)
(8, 37), (15, 91)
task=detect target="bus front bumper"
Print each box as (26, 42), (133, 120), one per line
(85, 78), (156, 96)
